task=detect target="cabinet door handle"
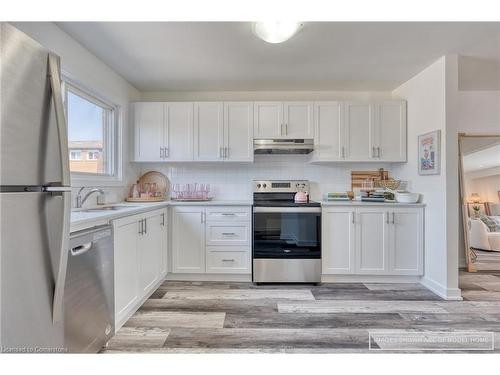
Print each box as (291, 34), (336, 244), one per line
(222, 259), (235, 262)
(285, 123), (288, 135)
(160, 147), (163, 158)
(352, 212), (355, 224)
(219, 147), (223, 159)
(386, 212), (389, 224)
(372, 146), (376, 158)
(221, 213), (236, 216)
(144, 218), (147, 234)
(138, 219), (142, 235)
(222, 232), (236, 236)
(280, 123), (284, 136)
(165, 147), (169, 158)
(377, 147), (380, 158)
(225, 147), (229, 158)
(341, 146), (345, 159)
(392, 212), (395, 224)
(161, 213), (165, 226)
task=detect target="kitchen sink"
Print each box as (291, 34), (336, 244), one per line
(80, 205), (127, 213)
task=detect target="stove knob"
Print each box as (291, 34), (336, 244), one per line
(257, 184), (261, 189)
(263, 184), (267, 188)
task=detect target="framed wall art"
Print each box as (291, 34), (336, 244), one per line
(418, 130), (441, 175)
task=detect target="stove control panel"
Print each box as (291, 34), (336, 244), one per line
(253, 180), (310, 193)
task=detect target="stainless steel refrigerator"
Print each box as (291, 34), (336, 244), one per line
(0, 23), (72, 352)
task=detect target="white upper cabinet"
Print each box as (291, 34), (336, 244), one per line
(313, 102), (344, 161)
(224, 102), (254, 162)
(194, 102), (224, 161)
(133, 102), (193, 161)
(133, 100), (406, 163)
(165, 102), (194, 161)
(133, 102), (164, 161)
(283, 102), (314, 138)
(373, 101), (407, 162)
(344, 102), (374, 161)
(253, 102), (313, 139)
(253, 102), (283, 139)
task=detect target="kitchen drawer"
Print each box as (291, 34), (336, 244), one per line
(206, 222), (250, 246)
(205, 206), (251, 222)
(206, 247), (251, 274)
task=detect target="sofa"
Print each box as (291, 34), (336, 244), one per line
(469, 217), (500, 252)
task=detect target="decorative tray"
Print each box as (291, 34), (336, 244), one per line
(171, 198), (213, 202)
(125, 197), (166, 202)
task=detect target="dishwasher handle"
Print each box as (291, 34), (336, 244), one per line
(71, 242), (93, 256)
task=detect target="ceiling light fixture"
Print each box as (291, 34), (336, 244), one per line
(252, 22), (303, 44)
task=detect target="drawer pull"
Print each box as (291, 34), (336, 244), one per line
(222, 232), (236, 236)
(222, 259), (235, 262)
(221, 213), (236, 216)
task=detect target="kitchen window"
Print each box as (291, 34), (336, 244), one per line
(64, 79), (119, 179)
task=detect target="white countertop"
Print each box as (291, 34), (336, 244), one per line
(70, 200), (253, 233)
(320, 200), (425, 207)
(71, 199), (424, 233)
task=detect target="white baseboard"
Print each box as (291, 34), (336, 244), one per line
(420, 276), (463, 300)
(321, 274), (421, 283)
(166, 273), (252, 282)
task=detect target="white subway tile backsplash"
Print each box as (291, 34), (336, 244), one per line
(140, 158), (394, 201)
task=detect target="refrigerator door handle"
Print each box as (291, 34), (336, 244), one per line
(48, 53), (70, 187)
(44, 186), (72, 193)
(48, 54), (71, 324)
(52, 191), (71, 324)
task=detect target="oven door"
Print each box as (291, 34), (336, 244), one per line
(253, 207), (321, 259)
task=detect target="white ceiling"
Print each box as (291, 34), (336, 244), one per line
(56, 22), (500, 92)
(464, 143), (500, 173)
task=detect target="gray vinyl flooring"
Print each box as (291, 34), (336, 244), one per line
(103, 270), (500, 353)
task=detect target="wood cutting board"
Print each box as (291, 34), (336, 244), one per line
(351, 169), (389, 190)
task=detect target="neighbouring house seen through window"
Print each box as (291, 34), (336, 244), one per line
(65, 81), (117, 176)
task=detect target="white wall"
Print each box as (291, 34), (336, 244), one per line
(391, 57), (460, 298)
(139, 156), (394, 201)
(447, 54), (500, 269)
(392, 54), (500, 298)
(11, 22), (142, 205)
(465, 173), (500, 203)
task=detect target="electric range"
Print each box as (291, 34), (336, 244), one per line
(252, 180), (321, 283)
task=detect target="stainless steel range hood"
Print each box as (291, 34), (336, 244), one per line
(254, 139), (314, 154)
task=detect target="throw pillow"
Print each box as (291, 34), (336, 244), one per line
(480, 215), (500, 232)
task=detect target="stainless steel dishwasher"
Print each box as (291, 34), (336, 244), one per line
(64, 225), (114, 353)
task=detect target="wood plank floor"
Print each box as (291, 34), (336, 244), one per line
(103, 270), (500, 353)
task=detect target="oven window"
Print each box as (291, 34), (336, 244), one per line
(253, 212), (321, 258)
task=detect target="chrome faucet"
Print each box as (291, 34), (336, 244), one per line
(75, 187), (105, 208)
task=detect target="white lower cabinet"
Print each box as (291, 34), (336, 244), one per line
(113, 208), (168, 330)
(113, 216), (140, 326)
(171, 207), (206, 273)
(171, 206), (252, 275)
(206, 246), (251, 274)
(322, 205), (423, 276)
(355, 209), (389, 274)
(389, 209), (423, 275)
(322, 208), (355, 274)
